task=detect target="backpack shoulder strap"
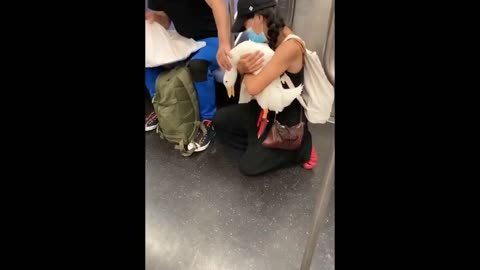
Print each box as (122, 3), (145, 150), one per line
(282, 34), (306, 64)
(283, 34), (304, 44)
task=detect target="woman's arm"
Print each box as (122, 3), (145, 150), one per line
(243, 40), (303, 95)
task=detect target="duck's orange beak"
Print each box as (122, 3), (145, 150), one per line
(226, 86), (235, 98)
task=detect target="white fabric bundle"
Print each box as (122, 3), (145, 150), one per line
(145, 21), (206, 68)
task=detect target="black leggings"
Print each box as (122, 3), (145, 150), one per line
(213, 101), (312, 176)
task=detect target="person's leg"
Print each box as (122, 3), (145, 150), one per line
(239, 101), (313, 176)
(188, 37), (219, 121)
(213, 103), (250, 151)
(145, 67), (163, 131)
(145, 86), (153, 115)
(186, 37), (220, 151)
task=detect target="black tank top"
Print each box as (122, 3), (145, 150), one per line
(276, 68), (305, 127)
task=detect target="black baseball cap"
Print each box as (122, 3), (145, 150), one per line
(231, 0), (277, 33)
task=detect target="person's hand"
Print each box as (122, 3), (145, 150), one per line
(216, 43), (232, 71)
(237, 51), (264, 74)
(145, 11), (155, 24)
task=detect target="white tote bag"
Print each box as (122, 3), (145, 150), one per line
(145, 21), (206, 68)
(283, 35), (335, 124)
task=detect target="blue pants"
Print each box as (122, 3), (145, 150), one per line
(145, 37), (219, 121)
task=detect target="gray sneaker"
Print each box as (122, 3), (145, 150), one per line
(187, 120), (215, 152)
(145, 112), (158, 132)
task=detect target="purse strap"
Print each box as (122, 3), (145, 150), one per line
(273, 106), (304, 124)
(300, 107), (304, 123)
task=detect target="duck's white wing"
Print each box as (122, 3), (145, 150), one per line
(230, 41), (275, 68)
(280, 84), (304, 109)
(259, 81), (304, 113)
(238, 81), (253, 104)
(254, 78), (279, 110)
(255, 88), (269, 110)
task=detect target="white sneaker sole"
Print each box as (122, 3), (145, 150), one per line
(187, 141), (211, 152)
(145, 124), (158, 132)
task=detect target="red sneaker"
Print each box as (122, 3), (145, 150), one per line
(303, 146), (318, 170)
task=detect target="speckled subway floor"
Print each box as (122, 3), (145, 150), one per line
(146, 122), (334, 270)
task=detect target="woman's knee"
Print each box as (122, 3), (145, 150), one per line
(239, 153), (268, 176)
(213, 107), (228, 129)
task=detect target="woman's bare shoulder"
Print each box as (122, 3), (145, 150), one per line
(275, 34), (304, 72)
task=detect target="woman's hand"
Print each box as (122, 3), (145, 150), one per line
(237, 51), (264, 74)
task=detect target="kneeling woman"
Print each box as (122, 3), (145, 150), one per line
(213, 0), (317, 176)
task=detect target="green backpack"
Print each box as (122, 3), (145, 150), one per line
(153, 65), (201, 156)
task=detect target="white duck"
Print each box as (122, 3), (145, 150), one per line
(223, 40), (303, 122)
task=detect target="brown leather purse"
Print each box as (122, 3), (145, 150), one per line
(261, 109), (305, 150)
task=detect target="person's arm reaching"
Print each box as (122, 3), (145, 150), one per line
(205, 0), (232, 71)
